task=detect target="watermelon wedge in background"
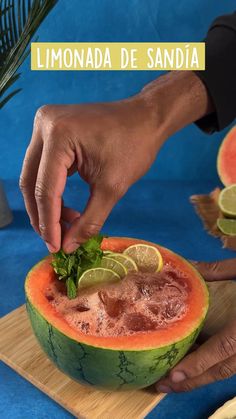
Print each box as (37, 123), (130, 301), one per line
(25, 237), (209, 391)
(217, 126), (236, 186)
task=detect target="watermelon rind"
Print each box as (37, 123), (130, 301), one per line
(26, 298), (203, 390)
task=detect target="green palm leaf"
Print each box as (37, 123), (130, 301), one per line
(0, 0), (58, 108)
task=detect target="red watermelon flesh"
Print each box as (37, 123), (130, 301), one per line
(217, 126), (236, 186)
(45, 264), (190, 338)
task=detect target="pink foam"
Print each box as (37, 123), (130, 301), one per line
(45, 263), (189, 338)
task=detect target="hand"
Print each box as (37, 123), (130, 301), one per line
(20, 71), (212, 253)
(193, 258), (236, 281)
(20, 97), (161, 253)
(156, 259), (236, 393)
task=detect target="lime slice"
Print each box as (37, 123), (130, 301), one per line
(100, 256), (127, 278)
(208, 396), (236, 419)
(218, 185), (236, 218)
(78, 268), (120, 289)
(217, 218), (236, 236)
(105, 252), (138, 272)
(123, 244), (163, 273)
(103, 250), (113, 255)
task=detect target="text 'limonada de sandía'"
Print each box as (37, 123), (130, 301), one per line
(31, 43), (205, 71)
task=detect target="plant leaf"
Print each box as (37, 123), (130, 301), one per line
(0, 0), (58, 107)
(0, 87), (21, 108)
(0, 72), (21, 97)
(66, 277), (77, 300)
(51, 235), (105, 299)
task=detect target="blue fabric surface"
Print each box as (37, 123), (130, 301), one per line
(0, 179), (236, 419)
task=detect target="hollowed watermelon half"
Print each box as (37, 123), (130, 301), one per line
(217, 126), (236, 186)
(25, 237), (209, 390)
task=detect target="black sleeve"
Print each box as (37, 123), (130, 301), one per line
(194, 11), (236, 134)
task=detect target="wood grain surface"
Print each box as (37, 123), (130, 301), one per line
(0, 280), (235, 419)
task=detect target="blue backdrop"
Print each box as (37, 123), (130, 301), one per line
(0, 0), (235, 181)
(1, 2), (236, 419)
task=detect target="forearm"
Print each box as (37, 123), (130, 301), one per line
(138, 11), (236, 141)
(137, 71), (214, 143)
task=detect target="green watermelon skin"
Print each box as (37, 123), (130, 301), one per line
(26, 298), (202, 390)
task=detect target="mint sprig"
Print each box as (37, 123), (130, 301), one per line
(52, 235), (104, 299)
(66, 277), (77, 300)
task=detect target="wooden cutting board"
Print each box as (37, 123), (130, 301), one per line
(0, 280), (235, 419)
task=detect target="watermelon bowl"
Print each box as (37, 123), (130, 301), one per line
(25, 237), (209, 391)
(217, 125), (236, 186)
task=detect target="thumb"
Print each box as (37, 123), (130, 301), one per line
(191, 259), (236, 282)
(62, 185), (119, 253)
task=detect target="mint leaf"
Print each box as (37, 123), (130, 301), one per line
(51, 235), (104, 299)
(66, 277), (77, 299)
(81, 234), (103, 252)
(67, 255), (76, 275)
(54, 250), (67, 260)
(76, 265), (82, 285)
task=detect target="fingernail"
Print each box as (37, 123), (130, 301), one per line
(171, 371), (187, 383)
(156, 385), (172, 394)
(45, 242), (57, 253)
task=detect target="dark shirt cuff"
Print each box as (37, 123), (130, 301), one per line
(194, 12), (236, 134)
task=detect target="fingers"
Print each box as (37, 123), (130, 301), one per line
(156, 320), (236, 393)
(19, 133), (43, 233)
(191, 259), (236, 281)
(20, 132), (78, 252)
(200, 353), (236, 385)
(61, 206), (80, 224)
(62, 184), (121, 253)
(35, 143), (74, 252)
(60, 207), (81, 237)
(156, 355), (236, 393)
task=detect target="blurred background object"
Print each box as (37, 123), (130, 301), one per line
(0, 179), (12, 227)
